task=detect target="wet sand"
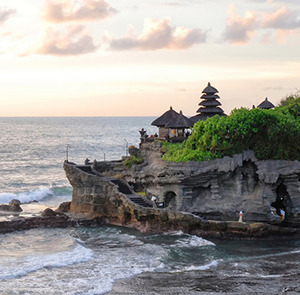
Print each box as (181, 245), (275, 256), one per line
(107, 270), (300, 295)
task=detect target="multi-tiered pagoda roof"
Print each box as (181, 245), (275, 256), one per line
(190, 82), (226, 123)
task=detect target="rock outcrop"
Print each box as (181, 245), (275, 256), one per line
(63, 151), (300, 239)
(0, 199), (22, 212)
(90, 143), (300, 224)
(0, 213), (104, 235)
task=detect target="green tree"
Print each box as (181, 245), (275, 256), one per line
(162, 94), (300, 162)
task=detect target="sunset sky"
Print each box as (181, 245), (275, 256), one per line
(0, 0), (299, 116)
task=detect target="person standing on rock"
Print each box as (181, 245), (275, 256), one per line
(280, 209), (285, 221)
(151, 195), (157, 207)
(238, 210), (243, 222)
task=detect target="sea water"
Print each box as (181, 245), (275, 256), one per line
(0, 117), (299, 294)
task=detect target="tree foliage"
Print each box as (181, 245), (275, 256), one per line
(163, 93), (300, 162)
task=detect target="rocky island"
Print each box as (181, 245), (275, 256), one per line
(1, 84), (299, 240)
(63, 141), (300, 239)
(62, 88), (300, 239)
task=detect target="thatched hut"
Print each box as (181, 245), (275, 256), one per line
(151, 106), (179, 139)
(165, 110), (194, 141)
(257, 97), (275, 109)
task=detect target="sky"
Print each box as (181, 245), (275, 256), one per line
(0, 0), (299, 117)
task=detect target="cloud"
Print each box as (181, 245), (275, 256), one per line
(43, 0), (117, 23)
(223, 5), (257, 44)
(0, 8), (16, 24)
(108, 18), (207, 51)
(261, 6), (300, 29)
(37, 25), (98, 56)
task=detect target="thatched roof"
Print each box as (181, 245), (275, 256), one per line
(257, 97), (275, 109)
(190, 113), (209, 123)
(200, 94), (220, 100)
(191, 82), (226, 122)
(202, 82), (218, 94)
(165, 111), (194, 128)
(199, 99), (221, 107)
(151, 106), (179, 127)
(197, 107), (225, 114)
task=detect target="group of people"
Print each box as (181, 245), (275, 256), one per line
(238, 209), (286, 222)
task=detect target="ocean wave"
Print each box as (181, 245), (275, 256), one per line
(174, 234), (215, 248)
(0, 186), (72, 205)
(0, 188), (53, 204)
(0, 244), (93, 281)
(171, 260), (219, 273)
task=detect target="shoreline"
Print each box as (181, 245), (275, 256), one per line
(0, 199), (299, 240)
(0, 206), (299, 240)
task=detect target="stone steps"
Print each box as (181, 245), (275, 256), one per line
(128, 195), (153, 208)
(109, 178), (153, 208)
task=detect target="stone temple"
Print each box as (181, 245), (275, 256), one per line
(190, 82), (226, 123)
(151, 82), (276, 142)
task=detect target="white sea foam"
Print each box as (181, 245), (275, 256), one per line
(166, 230), (185, 236)
(175, 234), (215, 247)
(171, 260), (219, 273)
(0, 187), (53, 204)
(0, 244), (93, 281)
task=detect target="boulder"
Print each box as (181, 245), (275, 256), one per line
(55, 202), (71, 213)
(42, 208), (56, 217)
(9, 200), (22, 212)
(0, 199), (22, 212)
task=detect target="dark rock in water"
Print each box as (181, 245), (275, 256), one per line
(55, 201), (71, 213)
(42, 208), (56, 217)
(0, 213), (106, 234)
(0, 199), (22, 212)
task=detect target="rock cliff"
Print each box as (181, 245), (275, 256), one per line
(91, 143), (300, 224)
(63, 144), (300, 239)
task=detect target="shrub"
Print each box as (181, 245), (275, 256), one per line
(162, 94), (300, 162)
(123, 154), (144, 168)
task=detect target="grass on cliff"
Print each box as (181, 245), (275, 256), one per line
(162, 93), (300, 162)
(123, 154), (144, 168)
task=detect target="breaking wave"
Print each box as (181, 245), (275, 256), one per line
(0, 186), (72, 205)
(0, 244), (93, 281)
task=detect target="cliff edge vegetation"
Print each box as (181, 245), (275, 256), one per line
(163, 93), (300, 162)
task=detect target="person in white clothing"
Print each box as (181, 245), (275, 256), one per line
(151, 195), (157, 207)
(238, 210), (243, 222)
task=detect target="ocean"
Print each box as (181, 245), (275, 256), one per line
(0, 117), (299, 295)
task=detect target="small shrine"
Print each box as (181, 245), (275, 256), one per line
(151, 106), (179, 139)
(164, 111), (193, 142)
(151, 108), (192, 141)
(150, 82), (276, 143)
(257, 97), (275, 109)
(190, 82), (226, 123)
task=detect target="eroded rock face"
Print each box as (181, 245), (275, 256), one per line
(63, 160), (299, 239)
(90, 144), (300, 223)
